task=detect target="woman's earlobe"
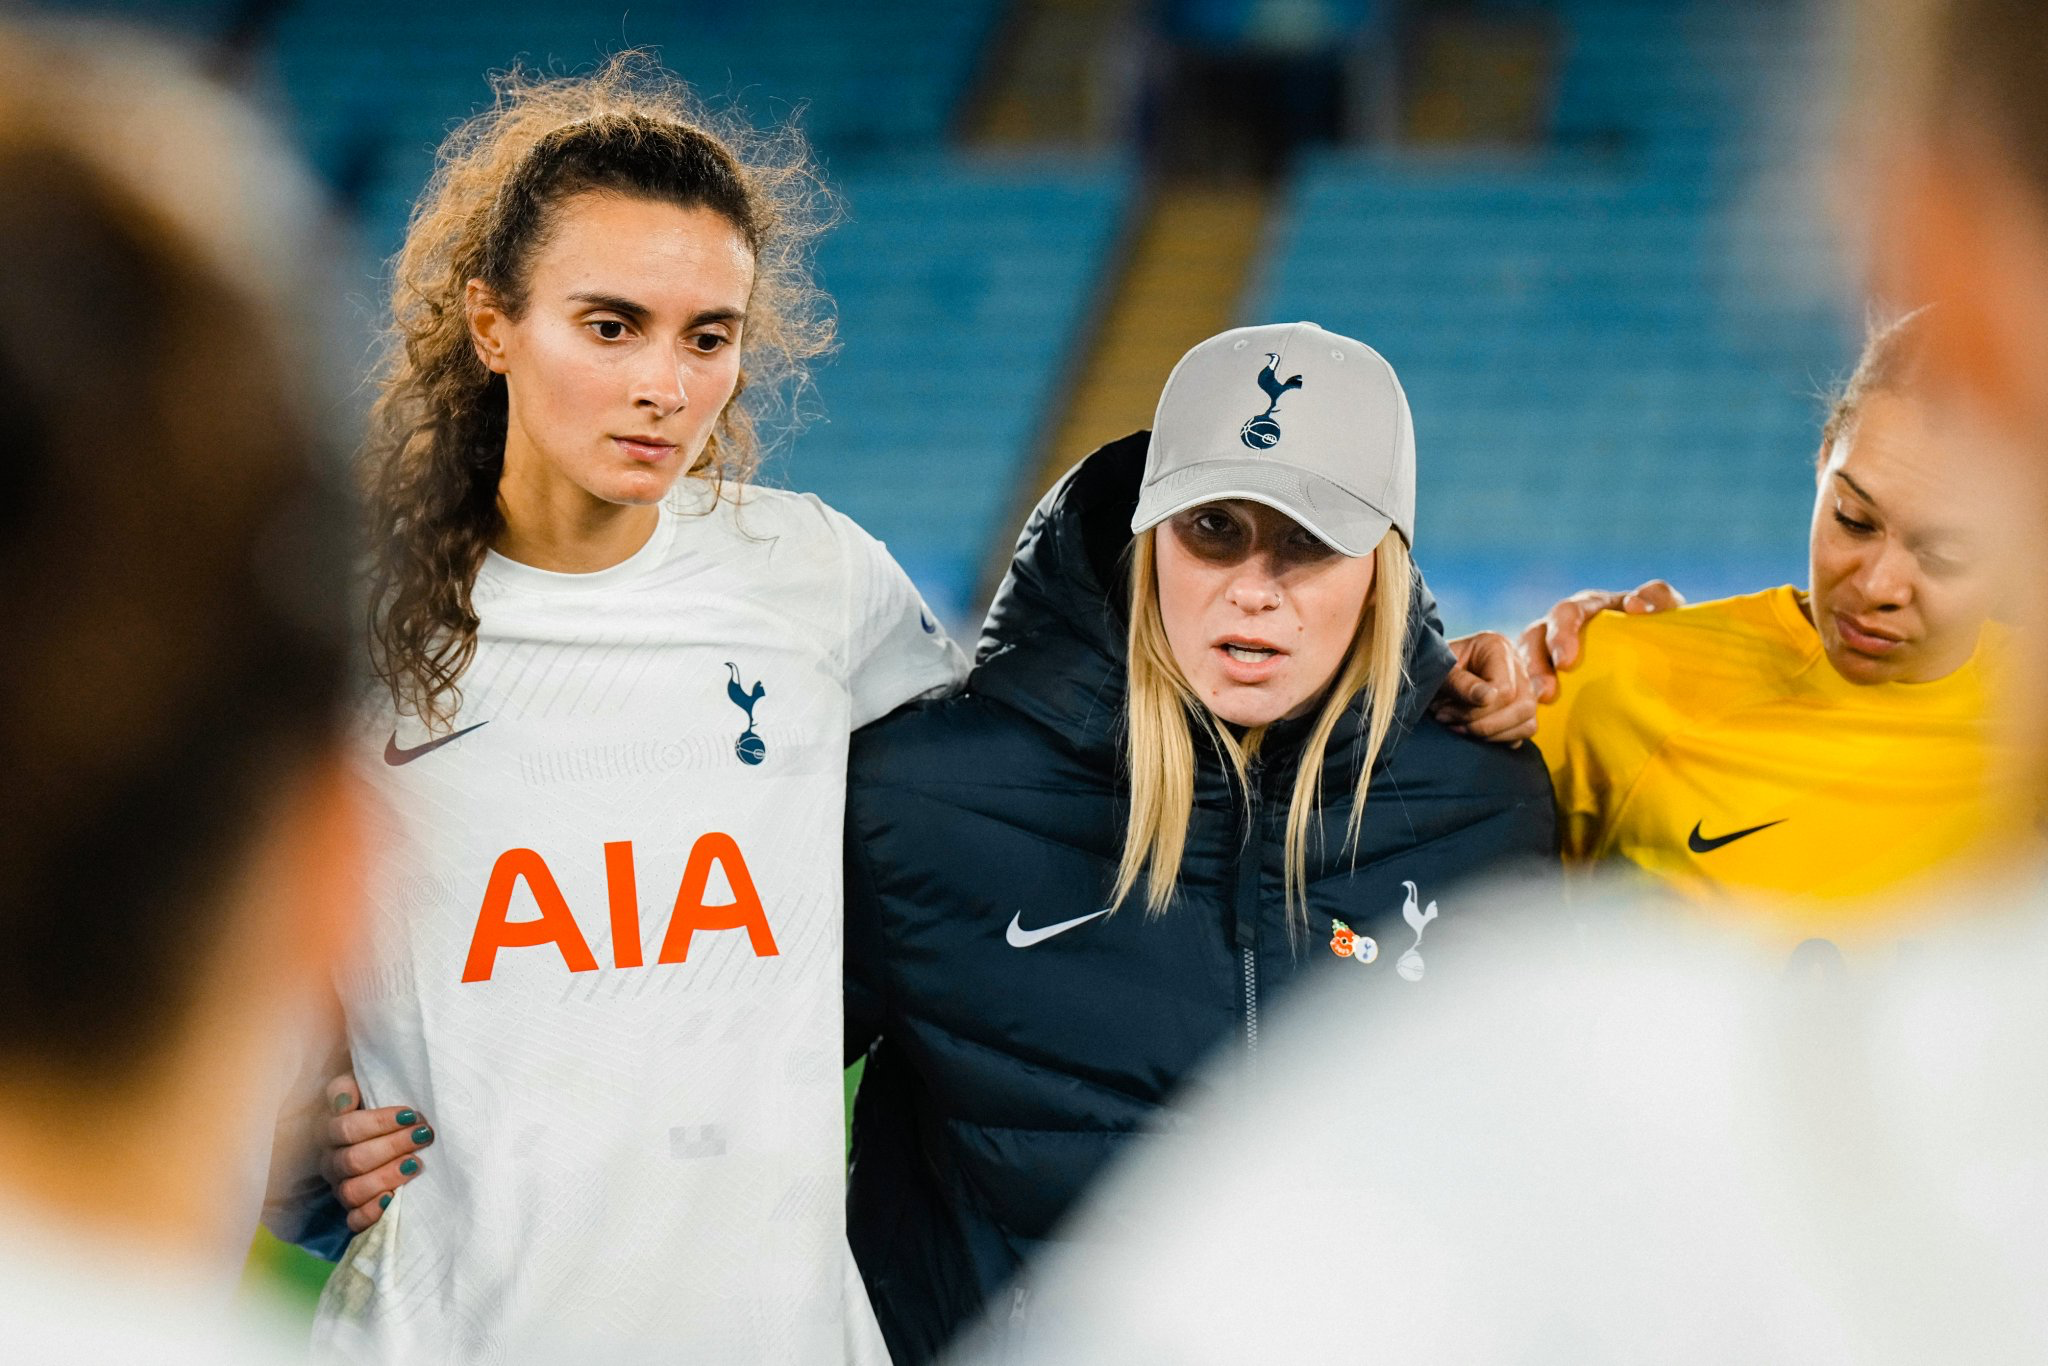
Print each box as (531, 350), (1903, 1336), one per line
(465, 279), (509, 374)
(470, 332), (511, 376)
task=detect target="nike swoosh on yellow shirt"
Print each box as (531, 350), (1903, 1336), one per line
(1687, 818), (1786, 854)
(1005, 907), (1113, 948)
(384, 721), (489, 766)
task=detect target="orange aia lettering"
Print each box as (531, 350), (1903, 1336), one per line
(605, 839), (644, 969)
(462, 837), (777, 983)
(461, 848), (600, 983)
(657, 832), (780, 964)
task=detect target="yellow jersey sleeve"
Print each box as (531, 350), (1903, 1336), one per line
(1536, 593), (1799, 864)
(1534, 611), (1665, 862)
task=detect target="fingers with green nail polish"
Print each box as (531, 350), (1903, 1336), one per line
(399, 1157), (420, 1177)
(394, 1109), (416, 1127)
(412, 1125), (434, 1146)
(378, 1193), (391, 1210)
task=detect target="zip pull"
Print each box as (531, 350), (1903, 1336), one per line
(1243, 754), (1267, 805)
(1233, 823), (1262, 951)
(1002, 1281), (1031, 1361)
(1225, 755), (1265, 951)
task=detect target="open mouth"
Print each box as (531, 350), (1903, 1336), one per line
(1215, 640), (1287, 679)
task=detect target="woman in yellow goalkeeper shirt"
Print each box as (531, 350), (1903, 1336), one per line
(1522, 310), (2038, 939)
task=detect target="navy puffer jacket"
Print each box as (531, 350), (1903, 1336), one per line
(844, 434), (1557, 1364)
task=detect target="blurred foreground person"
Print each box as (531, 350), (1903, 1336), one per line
(952, 2), (2048, 1361)
(963, 885), (2048, 1364)
(1528, 309), (2036, 942)
(0, 21), (360, 1365)
(1864, 0), (2048, 725)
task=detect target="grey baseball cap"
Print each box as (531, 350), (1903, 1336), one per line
(1130, 321), (1416, 556)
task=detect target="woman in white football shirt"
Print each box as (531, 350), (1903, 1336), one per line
(296, 55), (963, 1365)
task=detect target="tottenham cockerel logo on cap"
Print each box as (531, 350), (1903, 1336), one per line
(1240, 352), (1305, 449)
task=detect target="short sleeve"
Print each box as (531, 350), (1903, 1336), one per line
(827, 506), (969, 728)
(1533, 613), (1649, 863)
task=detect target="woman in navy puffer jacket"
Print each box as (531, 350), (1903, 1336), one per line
(846, 330), (1558, 1365)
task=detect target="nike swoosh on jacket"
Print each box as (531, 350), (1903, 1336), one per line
(1005, 909), (1113, 948)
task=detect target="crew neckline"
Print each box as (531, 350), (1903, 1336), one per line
(1768, 584), (1989, 703)
(480, 503), (681, 595)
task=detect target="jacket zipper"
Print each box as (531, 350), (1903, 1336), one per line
(1233, 770), (1265, 1063)
(1240, 945), (1259, 1057)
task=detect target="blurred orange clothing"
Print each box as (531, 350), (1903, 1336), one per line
(1535, 586), (2036, 942)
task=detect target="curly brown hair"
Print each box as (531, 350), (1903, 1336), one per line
(364, 51), (834, 727)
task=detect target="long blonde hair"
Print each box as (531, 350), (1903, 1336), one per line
(1113, 525), (1414, 929)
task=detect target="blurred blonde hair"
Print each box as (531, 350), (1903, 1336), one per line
(1113, 525), (1412, 930)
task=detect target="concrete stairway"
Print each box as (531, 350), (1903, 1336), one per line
(1029, 182), (1272, 494)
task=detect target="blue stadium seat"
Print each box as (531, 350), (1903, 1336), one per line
(769, 156), (1135, 625)
(1253, 0), (1851, 631)
(258, 0), (1007, 242)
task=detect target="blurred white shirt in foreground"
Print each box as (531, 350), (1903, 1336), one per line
(0, 1209), (303, 1365)
(960, 874), (2048, 1365)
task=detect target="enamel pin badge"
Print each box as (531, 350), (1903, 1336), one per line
(1329, 918), (1378, 965)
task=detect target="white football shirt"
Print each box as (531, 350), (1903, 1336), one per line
(315, 483), (965, 1364)
(0, 1217), (306, 1366)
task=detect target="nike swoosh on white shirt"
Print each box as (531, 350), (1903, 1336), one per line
(1006, 907), (1113, 949)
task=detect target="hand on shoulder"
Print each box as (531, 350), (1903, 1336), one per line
(1519, 579), (1685, 703)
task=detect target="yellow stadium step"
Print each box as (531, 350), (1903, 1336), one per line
(979, 179), (1274, 603)
(1035, 181), (1271, 494)
(1404, 8), (1555, 146)
(964, 0), (1141, 147)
